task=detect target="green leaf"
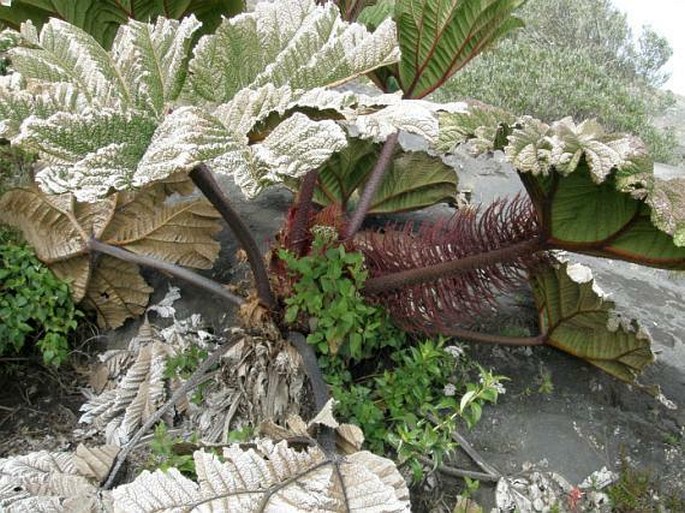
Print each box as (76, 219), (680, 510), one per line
(0, 0), (243, 48)
(357, 0), (396, 31)
(186, 0), (400, 103)
(531, 260), (654, 384)
(507, 118), (685, 268)
(10, 18), (130, 105)
(396, 0), (525, 98)
(313, 138), (380, 209)
(313, 139), (458, 213)
(368, 151), (458, 213)
(111, 16), (202, 116)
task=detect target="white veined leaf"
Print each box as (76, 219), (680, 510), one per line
(0, 77), (88, 139)
(137, 94), (348, 199)
(112, 441), (411, 512)
(24, 108), (158, 202)
(504, 116), (554, 176)
(186, 0), (399, 103)
(505, 116), (648, 182)
(135, 105), (251, 188)
(10, 18), (129, 108)
(253, 112), (348, 192)
(0, 448), (114, 512)
(351, 100), (444, 143)
(111, 16), (202, 117)
(81, 340), (170, 446)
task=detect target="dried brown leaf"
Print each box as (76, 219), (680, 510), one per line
(0, 182), (221, 328)
(74, 444), (120, 484)
(84, 256), (153, 330)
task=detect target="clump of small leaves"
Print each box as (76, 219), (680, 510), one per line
(147, 423), (197, 479)
(280, 229), (405, 365)
(164, 343), (209, 405)
(0, 227), (80, 366)
(332, 339), (507, 481)
(280, 231), (506, 480)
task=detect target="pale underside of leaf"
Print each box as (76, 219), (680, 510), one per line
(0, 187), (116, 262)
(100, 190), (221, 269)
(112, 441), (410, 512)
(84, 256), (153, 330)
(0, 448), (113, 512)
(0, 183), (221, 326)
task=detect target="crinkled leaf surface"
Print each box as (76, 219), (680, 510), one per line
(2, 6), (401, 201)
(507, 117), (685, 268)
(0, 183), (221, 328)
(396, 0), (525, 98)
(0, 446), (114, 512)
(644, 176), (685, 247)
(436, 102), (516, 154)
(186, 0), (400, 103)
(444, 112), (685, 268)
(531, 260), (654, 383)
(112, 440), (410, 512)
(7, 15), (201, 116)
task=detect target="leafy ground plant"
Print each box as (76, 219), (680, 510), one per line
(0, 227), (80, 365)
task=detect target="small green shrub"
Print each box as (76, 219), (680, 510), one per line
(332, 339), (506, 481)
(0, 228), (80, 366)
(280, 232), (507, 480)
(164, 343), (210, 405)
(147, 423), (197, 478)
(280, 229), (405, 366)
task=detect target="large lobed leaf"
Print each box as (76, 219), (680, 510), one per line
(0, 182), (221, 328)
(8, 15), (201, 114)
(112, 440), (410, 512)
(531, 259), (655, 384)
(506, 117), (685, 268)
(440, 110), (685, 269)
(396, 0), (525, 98)
(185, 0), (400, 103)
(1, 2), (406, 201)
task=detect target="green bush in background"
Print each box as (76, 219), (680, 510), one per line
(433, 0), (679, 165)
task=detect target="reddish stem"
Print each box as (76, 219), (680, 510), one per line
(189, 163), (276, 310)
(363, 238), (544, 295)
(344, 131), (399, 239)
(442, 327), (546, 346)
